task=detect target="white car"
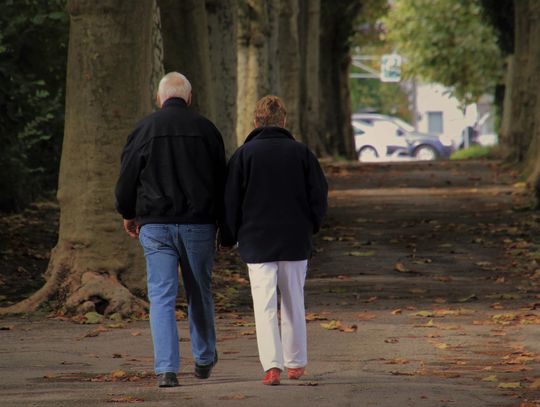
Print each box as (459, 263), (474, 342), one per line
(353, 120), (411, 162)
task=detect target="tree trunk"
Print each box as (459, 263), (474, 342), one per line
(158, 0), (215, 119)
(277, 0), (301, 138)
(1, 0), (163, 316)
(506, 0), (533, 163)
(298, 0), (327, 155)
(236, 0), (280, 144)
(318, 0), (360, 159)
(499, 54), (514, 155)
(521, 1), (540, 204)
(206, 0), (238, 157)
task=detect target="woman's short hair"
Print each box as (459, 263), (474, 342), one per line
(254, 95), (287, 127)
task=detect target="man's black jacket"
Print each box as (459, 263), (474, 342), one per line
(223, 126), (328, 263)
(115, 97), (226, 226)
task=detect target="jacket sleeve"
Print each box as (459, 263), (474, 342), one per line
(210, 126), (229, 243)
(221, 151), (244, 246)
(306, 149), (328, 234)
(114, 130), (144, 220)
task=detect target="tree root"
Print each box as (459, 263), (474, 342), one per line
(0, 244), (148, 317)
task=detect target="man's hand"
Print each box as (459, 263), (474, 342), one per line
(123, 218), (139, 238)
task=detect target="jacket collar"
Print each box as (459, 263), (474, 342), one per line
(244, 126), (295, 144)
(162, 97), (188, 108)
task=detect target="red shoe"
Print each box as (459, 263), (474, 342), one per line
(287, 367), (305, 380)
(262, 368), (281, 385)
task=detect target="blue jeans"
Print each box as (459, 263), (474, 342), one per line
(139, 223), (217, 374)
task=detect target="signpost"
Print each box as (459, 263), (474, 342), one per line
(380, 54), (401, 82)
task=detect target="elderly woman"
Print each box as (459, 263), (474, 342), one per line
(222, 95), (328, 385)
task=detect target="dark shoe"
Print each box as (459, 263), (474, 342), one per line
(157, 372), (179, 387)
(194, 350), (218, 379)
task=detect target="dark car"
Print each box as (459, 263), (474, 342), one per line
(352, 113), (454, 160)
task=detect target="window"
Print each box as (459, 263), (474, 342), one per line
(427, 111), (443, 134)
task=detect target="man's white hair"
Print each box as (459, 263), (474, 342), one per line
(157, 72), (192, 103)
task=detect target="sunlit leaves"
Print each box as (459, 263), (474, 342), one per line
(383, 0), (503, 103)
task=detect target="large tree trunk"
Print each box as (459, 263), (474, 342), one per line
(506, 0), (533, 163)
(298, 0), (327, 155)
(318, 0), (360, 159)
(236, 0), (280, 144)
(521, 1), (540, 204)
(277, 0), (301, 138)
(206, 0), (238, 157)
(1, 0), (163, 317)
(158, 0), (215, 119)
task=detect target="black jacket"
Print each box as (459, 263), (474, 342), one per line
(223, 126), (328, 263)
(115, 97), (226, 226)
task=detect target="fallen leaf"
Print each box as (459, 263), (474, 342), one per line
(321, 236), (336, 241)
(339, 324), (358, 333)
(306, 313), (328, 321)
(385, 358), (410, 365)
(241, 330), (256, 336)
(411, 311), (435, 317)
(458, 294), (478, 303)
(347, 251), (375, 257)
(497, 382), (521, 389)
(106, 395), (144, 403)
(298, 381), (319, 386)
(364, 296), (378, 303)
(394, 262), (411, 273)
(357, 312), (376, 321)
(106, 323), (125, 329)
(0, 325), (15, 330)
(385, 338), (399, 344)
(83, 312), (104, 324)
(391, 309), (402, 315)
(482, 375), (498, 382)
(175, 310), (186, 320)
(320, 320), (342, 330)
(130, 331), (141, 337)
(430, 341), (449, 350)
(110, 370), (127, 379)
(528, 378), (540, 389)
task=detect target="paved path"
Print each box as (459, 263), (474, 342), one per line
(1, 160), (539, 406)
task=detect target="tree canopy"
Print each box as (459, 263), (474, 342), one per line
(383, 0), (503, 104)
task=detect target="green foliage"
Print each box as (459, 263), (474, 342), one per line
(350, 0), (411, 121)
(383, 0), (503, 104)
(0, 0), (68, 212)
(450, 145), (497, 160)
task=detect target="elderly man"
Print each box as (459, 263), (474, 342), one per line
(115, 72), (224, 387)
(223, 95), (328, 385)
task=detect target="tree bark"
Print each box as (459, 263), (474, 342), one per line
(158, 0), (215, 119)
(236, 0), (280, 144)
(298, 0), (327, 155)
(506, 0), (533, 163)
(1, 0), (163, 316)
(206, 0), (238, 157)
(318, 0), (360, 159)
(277, 0), (301, 138)
(521, 1), (540, 204)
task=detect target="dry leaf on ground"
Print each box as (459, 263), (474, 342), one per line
(106, 395), (144, 403)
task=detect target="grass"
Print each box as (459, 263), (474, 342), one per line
(450, 145), (498, 160)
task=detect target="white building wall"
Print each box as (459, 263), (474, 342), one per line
(416, 83), (474, 146)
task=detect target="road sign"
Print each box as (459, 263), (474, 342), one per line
(380, 54), (401, 82)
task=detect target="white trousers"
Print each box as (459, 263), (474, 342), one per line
(247, 260), (308, 372)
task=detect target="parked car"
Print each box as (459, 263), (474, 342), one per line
(352, 120), (411, 162)
(352, 113), (455, 161)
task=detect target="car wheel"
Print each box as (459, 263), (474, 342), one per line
(413, 145), (438, 161)
(358, 146), (379, 162)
